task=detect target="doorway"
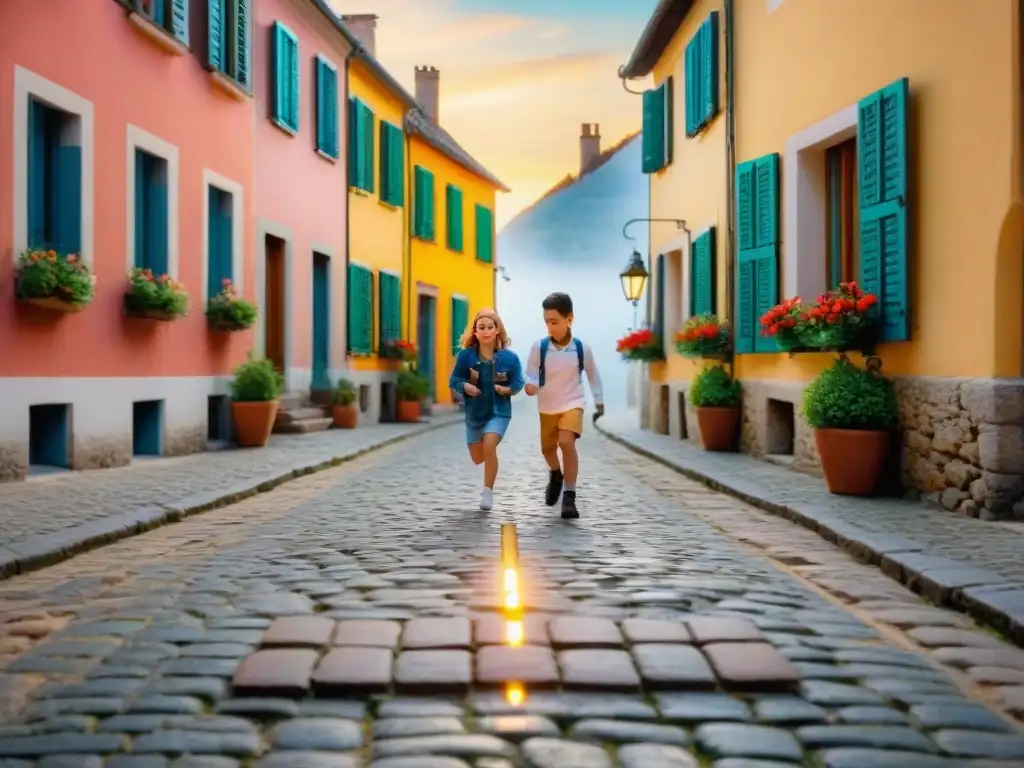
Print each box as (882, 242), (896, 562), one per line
(264, 235), (286, 374)
(311, 252), (331, 392)
(417, 294), (437, 400)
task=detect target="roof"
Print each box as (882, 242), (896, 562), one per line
(618, 0), (695, 79)
(309, 1), (508, 192)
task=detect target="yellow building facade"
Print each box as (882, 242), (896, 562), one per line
(622, 0), (1024, 518)
(344, 54), (413, 419)
(405, 123), (506, 403)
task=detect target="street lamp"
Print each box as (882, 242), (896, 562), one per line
(619, 250), (648, 329)
(619, 217), (689, 329)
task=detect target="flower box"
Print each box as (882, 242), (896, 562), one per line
(675, 314), (731, 359)
(14, 249), (95, 313)
(123, 268), (189, 322)
(761, 282), (879, 354)
(206, 280), (257, 332)
(23, 296), (88, 313)
(616, 328), (665, 362)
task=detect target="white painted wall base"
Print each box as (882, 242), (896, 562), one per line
(0, 376), (232, 453)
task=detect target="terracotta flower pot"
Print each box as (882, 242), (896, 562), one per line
(231, 400), (278, 447)
(332, 404), (358, 429)
(696, 406), (740, 452)
(815, 427), (890, 496)
(397, 400), (421, 423)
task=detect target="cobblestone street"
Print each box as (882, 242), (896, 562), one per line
(2, 418), (1024, 766)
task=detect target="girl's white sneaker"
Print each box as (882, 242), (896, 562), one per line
(479, 487), (494, 511)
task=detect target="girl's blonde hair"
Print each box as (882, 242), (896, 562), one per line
(459, 308), (510, 350)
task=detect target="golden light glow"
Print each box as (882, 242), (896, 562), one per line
(503, 567), (518, 592)
(505, 681), (525, 706)
(500, 524), (523, 621)
(505, 619), (524, 647)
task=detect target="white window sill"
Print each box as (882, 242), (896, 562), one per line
(128, 12), (188, 56)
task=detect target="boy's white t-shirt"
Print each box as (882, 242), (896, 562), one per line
(524, 338), (604, 415)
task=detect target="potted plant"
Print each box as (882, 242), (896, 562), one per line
(380, 339), (417, 363)
(207, 279), (258, 332)
(616, 328), (665, 362)
(675, 314), (730, 359)
(123, 267), (189, 321)
(397, 369), (430, 423)
(332, 378), (358, 429)
(14, 249), (95, 313)
(802, 356), (899, 496)
(689, 364), (742, 451)
(230, 355), (283, 447)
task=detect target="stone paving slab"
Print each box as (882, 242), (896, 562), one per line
(597, 411), (1024, 646)
(0, 418), (1023, 765)
(0, 415), (460, 581)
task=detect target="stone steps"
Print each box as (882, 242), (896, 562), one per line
(273, 416), (333, 434)
(274, 392), (331, 435)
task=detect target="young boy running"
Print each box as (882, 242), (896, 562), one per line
(524, 292), (604, 519)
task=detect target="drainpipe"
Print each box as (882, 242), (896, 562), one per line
(403, 129), (413, 341)
(724, 0), (737, 374)
(343, 47), (356, 365)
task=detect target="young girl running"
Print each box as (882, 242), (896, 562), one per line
(448, 309), (524, 510)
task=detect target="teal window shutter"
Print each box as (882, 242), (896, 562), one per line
(347, 98), (358, 186)
(170, 0), (190, 45)
(207, 186), (219, 297)
(134, 150), (147, 268)
(207, 0), (223, 71)
(377, 272), (401, 345)
(474, 204), (493, 263)
(27, 101), (47, 249)
(414, 167), (434, 240)
(412, 167), (423, 236)
(220, 190), (233, 284)
(735, 154), (780, 353)
(684, 30), (698, 136)
(347, 264), (374, 354)
(272, 23), (299, 132)
(858, 77), (909, 342)
(363, 268), (374, 353)
(317, 58), (338, 158)
(378, 121), (390, 201)
(424, 168), (435, 240)
(702, 12), (719, 125)
(388, 124), (404, 207)
(55, 145), (82, 256)
(362, 105), (375, 193)
(347, 263), (361, 353)
(148, 161), (169, 275)
(446, 184), (463, 252)
(641, 86), (666, 173)
(826, 145), (843, 284)
(664, 76), (674, 166)
(234, 0), (252, 88)
(691, 227), (716, 316)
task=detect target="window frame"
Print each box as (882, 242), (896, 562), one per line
(126, 124), (179, 278)
(202, 168), (245, 305)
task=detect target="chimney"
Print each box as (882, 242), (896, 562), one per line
(341, 13), (377, 57)
(415, 66), (440, 123)
(580, 122), (601, 175)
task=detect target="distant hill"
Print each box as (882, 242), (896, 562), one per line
(496, 133), (649, 409)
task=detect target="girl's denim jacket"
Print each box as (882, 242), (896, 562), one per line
(449, 347), (525, 425)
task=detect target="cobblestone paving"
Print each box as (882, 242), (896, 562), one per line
(0, 418), (457, 574)
(0, 418), (1023, 766)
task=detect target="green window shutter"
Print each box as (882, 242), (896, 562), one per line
(641, 87), (666, 173)
(377, 272), (400, 345)
(684, 31), (698, 136)
(446, 184), (463, 251)
(347, 263), (361, 353)
(413, 167), (424, 237)
(858, 77), (909, 342)
(378, 121), (390, 201)
(414, 167), (435, 240)
(663, 76), (674, 165)
(55, 145), (82, 256)
(735, 153), (780, 353)
(347, 98), (357, 185)
(316, 58), (338, 158)
(272, 23), (293, 129)
(388, 124), (404, 206)
(361, 105), (375, 193)
(134, 150), (147, 268)
(474, 204), (493, 263)
(451, 296), (468, 354)
(702, 12), (719, 125)
(363, 268), (375, 353)
(234, 0), (251, 88)
(147, 158), (169, 275)
(207, 0), (223, 71)
(27, 101), (47, 249)
(170, 0), (189, 45)
(691, 227), (716, 316)
(347, 264), (374, 354)
(424, 169), (435, 240)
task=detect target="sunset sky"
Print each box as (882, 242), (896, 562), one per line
(330, 0), (660, 229)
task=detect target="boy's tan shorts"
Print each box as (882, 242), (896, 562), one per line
(539, 408), (584, 452)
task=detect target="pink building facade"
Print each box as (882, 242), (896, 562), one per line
(0, 0), (256, 479)
(252, 0), (353, 403)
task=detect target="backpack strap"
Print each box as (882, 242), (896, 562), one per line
(538, 338), (550, 387)
(573, 338), (584, 375)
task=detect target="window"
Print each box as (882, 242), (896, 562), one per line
(133, 0), (190, 46)
(379, 121), (404, 205)
(271, 22), (299, 134)
(734, 153), (780, 353)
(206, 185), (234, 298)
(474, 204), (493, 264)
(207, 0), (252, 90)
(641, 77), (673, 173)
(684, 11), (719, 137)
(347, 263), (374, 354)
(27, 99), (82, 255)
(348, 98), (374, 192)
(315, 55), (339, 159)
(134, 149), (169, 274)
(450, 296), (469, 354)
(413, 166), (435, 240)
(690, 227), (716, 315)
(825, 138), (858, 286)
(378, 271), (401, 347)
(446, 184), (463, 252)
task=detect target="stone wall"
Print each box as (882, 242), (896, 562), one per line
(648, 375), (1024, 521)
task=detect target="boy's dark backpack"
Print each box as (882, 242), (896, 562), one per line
(538, 337), (584, 387)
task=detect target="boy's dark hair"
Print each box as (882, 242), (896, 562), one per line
(542, 292), (573, 317)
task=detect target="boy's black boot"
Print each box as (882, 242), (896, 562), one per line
(561, 490), (579, 519)
(545, 469), (563, 506)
